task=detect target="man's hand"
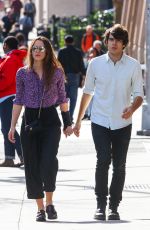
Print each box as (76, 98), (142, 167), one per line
(122, 106), (133, 119)
(122, 96), (143, 120)
(73, 122), (81, 137)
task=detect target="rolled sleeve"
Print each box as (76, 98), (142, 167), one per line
(83, 60), (95, 95)
(132, 62), (144, 99)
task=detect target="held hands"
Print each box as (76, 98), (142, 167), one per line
(8, 127), (16, 143)
(61, 110), (82, 138)
(122, 106), (133, 119)
(63, 122), (81, 138)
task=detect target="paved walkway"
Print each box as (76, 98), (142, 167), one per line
(0, 29), (150, 229)
(0, 95), (150, 229)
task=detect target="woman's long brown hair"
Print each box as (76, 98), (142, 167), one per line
(27, 36), (64, 87)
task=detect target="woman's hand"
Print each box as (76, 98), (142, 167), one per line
(8, 104), (22, 143)
(8, 127), (16, 143)
(63, 126), (73, 137)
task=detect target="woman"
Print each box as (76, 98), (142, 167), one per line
(8, 36), (73, 222)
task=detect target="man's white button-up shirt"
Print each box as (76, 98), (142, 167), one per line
(83, 53), (144, 130)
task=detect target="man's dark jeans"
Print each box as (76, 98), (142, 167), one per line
(0, 96), (22, 160)
(65, 73), (80, 121)
(91, 122), (132, 209)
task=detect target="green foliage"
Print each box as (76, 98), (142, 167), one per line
(53, 10), (114, 49)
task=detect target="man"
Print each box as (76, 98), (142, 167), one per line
(0, 36), (27, 167)
(24, 0), (36, 26)
(81, 25), (100, 54)
(19, 11), (33, 43)
(74, 24), (143, 220)
(58, 35), (86, 122)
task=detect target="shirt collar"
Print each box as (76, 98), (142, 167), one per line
(105, 52), (126, 64)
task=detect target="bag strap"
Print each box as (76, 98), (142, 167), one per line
(24, 87), (45, 125)
(37, 87), (45, 119)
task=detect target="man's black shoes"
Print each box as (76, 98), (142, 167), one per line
(94, 208), (106, 221)
(94, 208), (120, 221)
(108, 209), (120, 220)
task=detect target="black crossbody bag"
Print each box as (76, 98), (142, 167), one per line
(24, 88), (45, 134)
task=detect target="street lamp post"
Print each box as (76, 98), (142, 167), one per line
(137, 0), (150, 136)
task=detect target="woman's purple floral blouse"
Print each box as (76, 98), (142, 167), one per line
(14, 66), (68, 108)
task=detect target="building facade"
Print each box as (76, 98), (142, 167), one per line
(33, 0), (113, 26)
(34, 0), (88, 26)
(121, 0), (146, 64)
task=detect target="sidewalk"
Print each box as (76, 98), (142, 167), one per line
(0, 92), (150, 229)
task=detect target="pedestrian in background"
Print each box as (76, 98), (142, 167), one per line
(1, 7), (15, 38)
(74, 24), (144, 221)
(16, 32), (28, 51)
(24, 0), (36, 26)
(93, 40), (105, 56)
(0, 36), (27, 167)
(58, 35), (86, 123)
(8, 22), (21, 36)
(82, 40), (105, 121)
(8, 36), (73, 222)
(19, 11), (33, 43)
(81, 25), (100, 55)
(10, 0), (23, 22)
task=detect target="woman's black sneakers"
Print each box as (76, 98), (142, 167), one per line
(46, 204), (57, 219)
(36, 210), (46, 222)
